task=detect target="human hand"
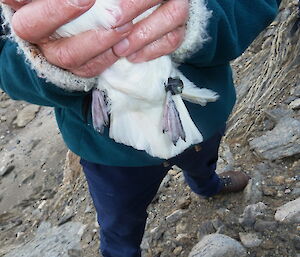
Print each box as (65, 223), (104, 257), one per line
(113, 0), (188, 63)
(6, 0), (187, 78)
(6, 0), (134, 77)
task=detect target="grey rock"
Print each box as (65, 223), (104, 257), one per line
(58, 213), (75, 226)
(175, 233), (191, 245)
(284, 96), (298, 105)
(261, 239), (276, 250)
(13, 105), (40, 128)
(58, 207), (75, 226)
(31, 208), (43, 219)
(239, 233), (262, 248)
(84, 204), (93, 214)
(262, 185), (277, 196)
(292, 187), (300, 197)
(177, 197), (191, 209)
(272, 175), (285, 185)
(188, 234), (247, 257)
(277, 8), (291, 23)
(239, 202), (267, 227)
(0, 90), (9, 100)
(157, 174), (171, 194)
(216, 143), (234, 173)
(216, 208), (230, 219)
(289, 98), (300, 110)
(211, 219), (224, 231)
(262, 118), (275, 131)
(291, 85), (300, 97)
(244, 171), (263, 203)
(140, 236), (150, 251)
(275, 197), (300, 223)
(0, 165), (15, 177)
(4, 221), (86, 257)
(0, 100), (11, 108)
(176, 221), (187, 234)
(263, 27), (276, 37)
(234, 82), (250, 101)
(173, 246), (183, 255)
(254, 219), (278, 232)
(150, 225), (165, 241)
(197, 220), (216, 240)
(264, 108), (293, 123)
(291, 235), (300, 250)
(249, 117), (300, 160)
(21, 172), (35, 184)
(67, 249), (83, 257)
(0, 115), (7, 121)
(165, 209), (187, 223)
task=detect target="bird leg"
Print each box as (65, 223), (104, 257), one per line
(92, 88), (110, 134)
(162, 77), (186, 145)
(165, 77), (184, 95)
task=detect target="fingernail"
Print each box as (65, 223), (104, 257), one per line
(114, 39), (130, 56)
(127, 53), (137, 62)
(114, 22), (133, 33)
(68, 0), (92, 8)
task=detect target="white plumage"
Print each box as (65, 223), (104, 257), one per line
(55, 0), (218, 159)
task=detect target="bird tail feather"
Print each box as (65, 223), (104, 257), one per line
(176, 71), (219, 106)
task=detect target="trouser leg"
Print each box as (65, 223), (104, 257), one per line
(80, 159), (168, 257)
(170, 127), (225, 197)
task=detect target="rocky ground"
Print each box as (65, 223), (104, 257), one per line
(1, 1), (300, 257)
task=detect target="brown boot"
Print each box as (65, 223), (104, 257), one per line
(218, 171), (251, 194)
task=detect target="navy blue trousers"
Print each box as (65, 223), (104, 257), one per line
(80, 128), (224, 257)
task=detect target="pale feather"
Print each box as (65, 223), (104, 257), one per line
(54, 0), (217, 159)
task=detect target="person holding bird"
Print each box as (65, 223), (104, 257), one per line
(0, 0), (281, 256)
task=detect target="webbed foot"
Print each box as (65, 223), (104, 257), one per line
(92, 88), (110, 134)
(162, 91), (186, 145)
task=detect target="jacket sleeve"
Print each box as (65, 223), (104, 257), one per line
(185, 0), (282, 67)
(0, 14), (89, 110)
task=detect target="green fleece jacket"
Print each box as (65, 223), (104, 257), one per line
(0, 0), (281, 166)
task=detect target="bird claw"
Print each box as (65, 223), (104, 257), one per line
(92, 88), (110, 134)
(162, 91), (186, 145)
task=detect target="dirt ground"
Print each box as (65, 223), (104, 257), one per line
(0, 89), (299, 257)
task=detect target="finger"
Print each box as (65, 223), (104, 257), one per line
(11, 0), (96, 43)
(113, 0), (188, 57)
(70, 48), (118, 77)
(116, 0), (162, 27)
(1, 0), (29, 11)
(127, 26), (185, 63)
(40, 22), (132, 70)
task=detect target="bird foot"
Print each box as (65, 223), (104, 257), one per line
(164, 77), (184, 95)
(162, 91), (186, 145)
(92, 88), (110, 134)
